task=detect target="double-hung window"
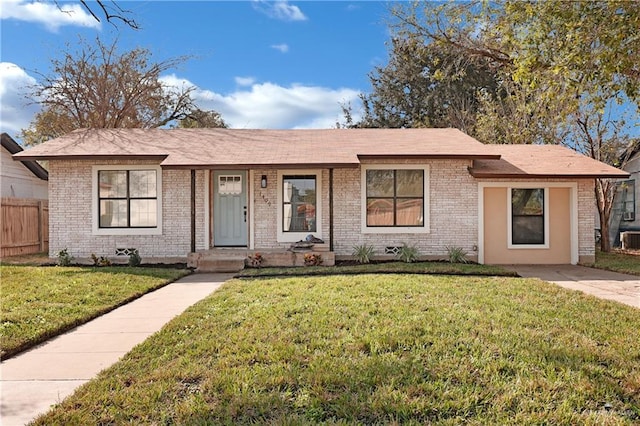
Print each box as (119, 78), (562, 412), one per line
(364, 167), (425, 229)
(511, 188), (545, 245)
(283, 175), (317, 233)
(277, 170), (322, 242)
(617, 180), (636, 221)
(93, 166), (162, 235)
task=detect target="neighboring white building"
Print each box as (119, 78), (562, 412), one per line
(612, 143), (640, 245)
(1, 133), (48, 199)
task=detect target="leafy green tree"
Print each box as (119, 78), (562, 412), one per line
(21, 37), (206, 145)
(344, 35), (500, 134)
(367, 0), (639, 251)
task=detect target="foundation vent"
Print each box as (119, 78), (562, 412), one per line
(115, 248), (138, 256)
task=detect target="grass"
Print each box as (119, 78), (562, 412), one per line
(238, 261), (514, 278)
(34, 274), (640, 424)
(0, 251), (51, 266)
(0, 265), (189, 359)
(587, 250), (640, 276)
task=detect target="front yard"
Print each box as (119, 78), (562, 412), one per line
(0, 265), (189, 359)
(587, 249), (640, 276)
(33, 274), (640, 424)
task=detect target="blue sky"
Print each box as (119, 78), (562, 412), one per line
(0, 0), (392, 136)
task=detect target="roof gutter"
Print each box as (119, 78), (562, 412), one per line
(468, 170), (631, 179)
(12, 154), (168, 162)
(160, 162), (360, 170)
(358, 154), (501, 161)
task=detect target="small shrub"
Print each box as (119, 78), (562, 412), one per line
(57, 248), (74, 266)
(91, 253), (115, 267)
(247, 252), (264, 268)
(303, 253), (323, 266)
(397, 244), (419, 263)
(352, 244), (375, 264)
(128, 250), (142, 267)
(446, 246), (469, 263)
(98, 256), (112, 266)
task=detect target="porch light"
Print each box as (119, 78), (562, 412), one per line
(261, 175), (268, 188)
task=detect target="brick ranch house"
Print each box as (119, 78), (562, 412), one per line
(14, 128), (628, 271)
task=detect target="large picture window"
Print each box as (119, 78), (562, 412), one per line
(283, 175), (316, 232)
(98, 170), (158, 228)
(366, 169), (424, 227)
(511, 188), (544, 245)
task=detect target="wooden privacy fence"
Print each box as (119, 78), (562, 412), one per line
(1, 198), (48, 257)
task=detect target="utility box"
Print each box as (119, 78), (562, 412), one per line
(620, 231), (640, 250)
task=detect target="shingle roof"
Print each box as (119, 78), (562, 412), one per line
(12, 128), (499, 168)
(469, 145), (629, 179)
(12, 128), (628, 178)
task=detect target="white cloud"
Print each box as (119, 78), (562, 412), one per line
(160, 74), (360, 129)
(252, 0), (307, 22)
(235, 76), (256, 86)
(0, 62), (40, 136)
(0, 0), (100, 31)
(271, 43), (289, 53)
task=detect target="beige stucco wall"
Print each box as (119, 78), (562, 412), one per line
(483, 187), (571, 264)
(480, 179), (595, 264)
(48, 160), (206, 261)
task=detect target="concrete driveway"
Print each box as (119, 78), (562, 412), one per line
(507, 265), (640, 308)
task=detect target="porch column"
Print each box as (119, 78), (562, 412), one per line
(329, 168), (334, 252)
(191, 169), (196, 253)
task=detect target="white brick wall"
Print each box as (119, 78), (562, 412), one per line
(331, 159), (478, 258)
(49, 159), (596, 263)
(577, 179), (596, 259)
(251, 169), (330, 250)
(49, 160), (206, 260)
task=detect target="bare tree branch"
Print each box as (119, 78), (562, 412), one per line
(54, 0), (140, 29)
(21, 37), (218, 145)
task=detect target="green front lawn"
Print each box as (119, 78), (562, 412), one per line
(589, 250), (640, 276)
(0, 266), (189, 359)
(238, 261), (514, 278)
(35, 274), (640, 424)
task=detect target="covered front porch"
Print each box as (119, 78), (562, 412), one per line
(185, 167), (337, 272)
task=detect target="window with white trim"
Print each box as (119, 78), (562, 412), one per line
(92, 165), (162, 236)
(283, 175), (316, 233)
(277, 170), (322, 242)
(99, 170), (157, 228)
(511, 188), (545, 245)
(617, 179), (636, 221)
(361, 165), (429, 233)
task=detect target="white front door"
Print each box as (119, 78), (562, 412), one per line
(213, 171), (247, 246)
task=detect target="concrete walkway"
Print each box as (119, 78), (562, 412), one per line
(1, 273), (232, 426)
(507, 265), (640, 308)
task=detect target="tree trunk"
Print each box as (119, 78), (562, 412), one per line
(595, 179), (612, 252)
(599, 209), (611, 252)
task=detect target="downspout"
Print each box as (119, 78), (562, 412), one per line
(329, 168), (334, 252)
(191, 169), (196, 253)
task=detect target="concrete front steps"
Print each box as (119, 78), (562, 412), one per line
(188, 250), (248, 272)
(188, 247), (335, 272)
